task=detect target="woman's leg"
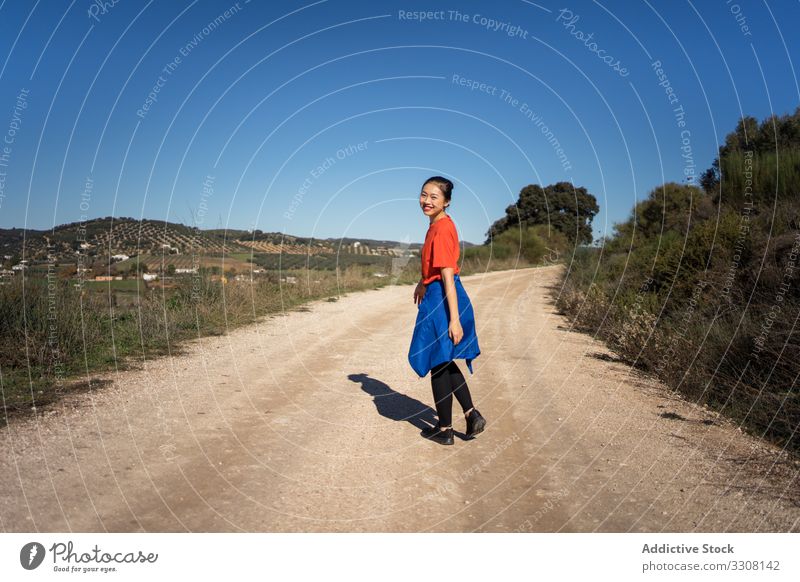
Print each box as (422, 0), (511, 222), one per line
(445, 360), (475, 415)
(430, 361), (453, 428)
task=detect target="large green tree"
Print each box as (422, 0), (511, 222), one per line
(486, 182), (599, 245)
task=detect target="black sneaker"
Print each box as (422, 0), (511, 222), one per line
(421, 423), (441, 438)
(423, 426), (454, 445)
(465, 409), (486, 438)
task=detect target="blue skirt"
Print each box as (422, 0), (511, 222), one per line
(408, 273), (481, 378)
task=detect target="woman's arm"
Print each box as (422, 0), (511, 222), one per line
(441, 267), (463, 345)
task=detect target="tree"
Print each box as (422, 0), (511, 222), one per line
(617, 182), (704, 243)
(701, 106), (800, 198)
(486, 182), (598, 245)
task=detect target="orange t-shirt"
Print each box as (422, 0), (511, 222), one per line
(420, 214), (460, 285)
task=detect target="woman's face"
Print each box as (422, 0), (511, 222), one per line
(419, 183), (448, 217)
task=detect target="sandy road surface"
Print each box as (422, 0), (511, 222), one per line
(1, 265), (798, 532)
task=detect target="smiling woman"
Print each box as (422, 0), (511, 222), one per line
(408, 176), (485, 446)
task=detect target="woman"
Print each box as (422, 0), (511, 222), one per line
(408, 176), (486, 446)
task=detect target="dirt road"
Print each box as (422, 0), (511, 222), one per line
(2, 265), (798, 532)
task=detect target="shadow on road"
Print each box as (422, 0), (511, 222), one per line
(348, 373), (436, 431)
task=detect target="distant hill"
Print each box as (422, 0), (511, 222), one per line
(0, 218), (245, 263)
(0, 217), (457, 265)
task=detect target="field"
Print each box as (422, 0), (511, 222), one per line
(225, 252), (257, 262)
(250, 252), (397, 271)
(83, 279), (143, 291)
(113, 253), (254, 273)
(237, 240), (332, 254)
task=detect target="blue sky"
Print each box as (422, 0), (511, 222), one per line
(0, 0), (798, 245)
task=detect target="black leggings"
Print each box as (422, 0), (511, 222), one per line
(430, 360), (474, 428)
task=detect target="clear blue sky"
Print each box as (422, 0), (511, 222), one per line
(0, 0), (798, 245)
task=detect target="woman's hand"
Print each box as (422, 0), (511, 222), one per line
(413, 281), (427, 304)
(448, 318), (463, 345)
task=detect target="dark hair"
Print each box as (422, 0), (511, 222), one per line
(422, 176), (454, 203)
